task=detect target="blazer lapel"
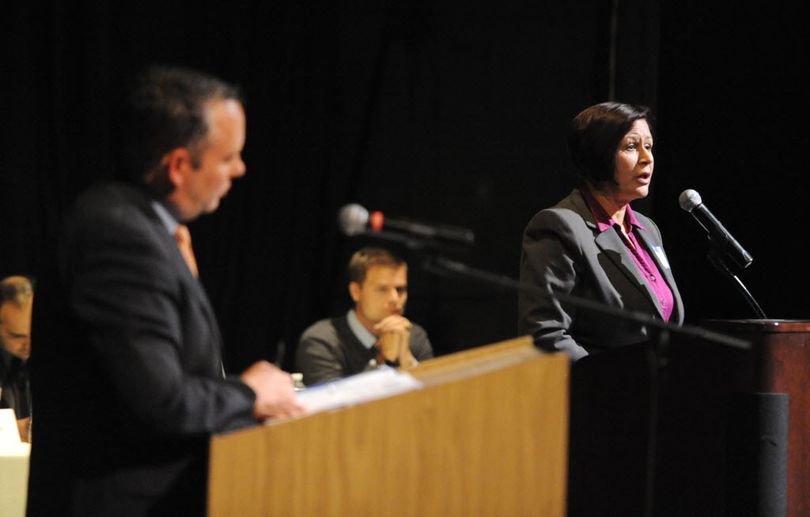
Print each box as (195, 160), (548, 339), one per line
(169, 234), (226, 368)
(170, 233), (227, 376)
(572, 191), (673, 318)
(635, 227), (684, 323)
(593, 228), (664, 317)
(141, 194), (227, 372)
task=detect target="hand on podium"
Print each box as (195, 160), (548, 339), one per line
(240, 361), (307, 421)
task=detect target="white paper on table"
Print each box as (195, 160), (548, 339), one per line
(288, 366), (423, 416)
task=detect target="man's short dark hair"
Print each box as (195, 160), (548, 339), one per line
(347, 247), (406, 284)
(0, 276), (34, 307)
(121, 65), (243, 190)
(567, 102), (652, 186)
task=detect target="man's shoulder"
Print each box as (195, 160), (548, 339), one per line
(410, 321), (429, 337)
(58, 181), (176, 276)
(64, 181), (166, 242)
(299, 316), (347, 343)
(406, 321), (433, 359)
(72, 180), (141, 205)
(65, 181), (155, 233)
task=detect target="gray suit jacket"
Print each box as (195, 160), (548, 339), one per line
(28, 182), (257, 517)
(518, 189), (684, 360)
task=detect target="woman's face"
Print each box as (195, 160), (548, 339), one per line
(611, 119), (654, 204)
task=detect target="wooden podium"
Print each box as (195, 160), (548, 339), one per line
(702, 319), (810, 517)
(565, 319), (810, 517)
(565, 327), (754, 517)
(207, 337), (569, 517)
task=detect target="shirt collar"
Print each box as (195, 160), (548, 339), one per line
(346, 309), (377, 349)
(580, 188), (646, 233)
(625, 204), (644, 230)
(151, 200), (180, 236)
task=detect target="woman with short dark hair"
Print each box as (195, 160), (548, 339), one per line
(518, 102), (684, 360)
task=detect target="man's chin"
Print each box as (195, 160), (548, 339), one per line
(205, 200), (221, 213)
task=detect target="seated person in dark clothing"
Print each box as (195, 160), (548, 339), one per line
(0, 275), (33, 442)
(295, 247), (433, 386)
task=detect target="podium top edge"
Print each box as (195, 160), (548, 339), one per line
(700, 319), (810, 333)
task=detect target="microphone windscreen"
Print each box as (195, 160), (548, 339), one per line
(338, 204), (369, 236)
(678, 189), (702, 212)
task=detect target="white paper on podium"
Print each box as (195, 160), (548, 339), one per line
(289, 367), (423, 416)
(0, 409), (21, 448)
(0, 409), (29, 517)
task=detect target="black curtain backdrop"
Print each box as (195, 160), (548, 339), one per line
(2, 2), (808, 373)
(656, 2), (810, 324)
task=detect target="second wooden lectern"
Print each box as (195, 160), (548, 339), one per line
(207, 337), (569, 517)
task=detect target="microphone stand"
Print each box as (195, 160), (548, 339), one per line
(422, 255), (749, 351)
(347, 225), (752, 515)
(422, 254), (749, 517)
(706, 247), (767, 319)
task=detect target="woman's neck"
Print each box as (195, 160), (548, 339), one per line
(587, 187), (628, 229)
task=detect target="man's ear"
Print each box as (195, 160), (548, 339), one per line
(163, 147), (192, 190)
(348, 282), (361, 303)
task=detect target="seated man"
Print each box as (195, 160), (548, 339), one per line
(0, 275), (33, 442)
(296, 247), (433, 386)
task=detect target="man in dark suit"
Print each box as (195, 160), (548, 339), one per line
(26, 65), (304, 517)
(0, 275), (34, 442)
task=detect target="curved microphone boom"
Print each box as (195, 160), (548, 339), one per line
(678, 189), (753, 271)
(337, 203), (475, 246)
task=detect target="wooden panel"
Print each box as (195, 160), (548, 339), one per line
(208, 340), (568, 517)
(703, 319), (810, 517)
(406, 336), (535, 376)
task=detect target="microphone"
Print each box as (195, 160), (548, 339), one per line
(678, 189), (753, 270)
(337, 203), (475, 245)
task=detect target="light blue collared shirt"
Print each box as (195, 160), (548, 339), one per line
(347, 309), (376, 349)
(150, 200), (180, 236)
